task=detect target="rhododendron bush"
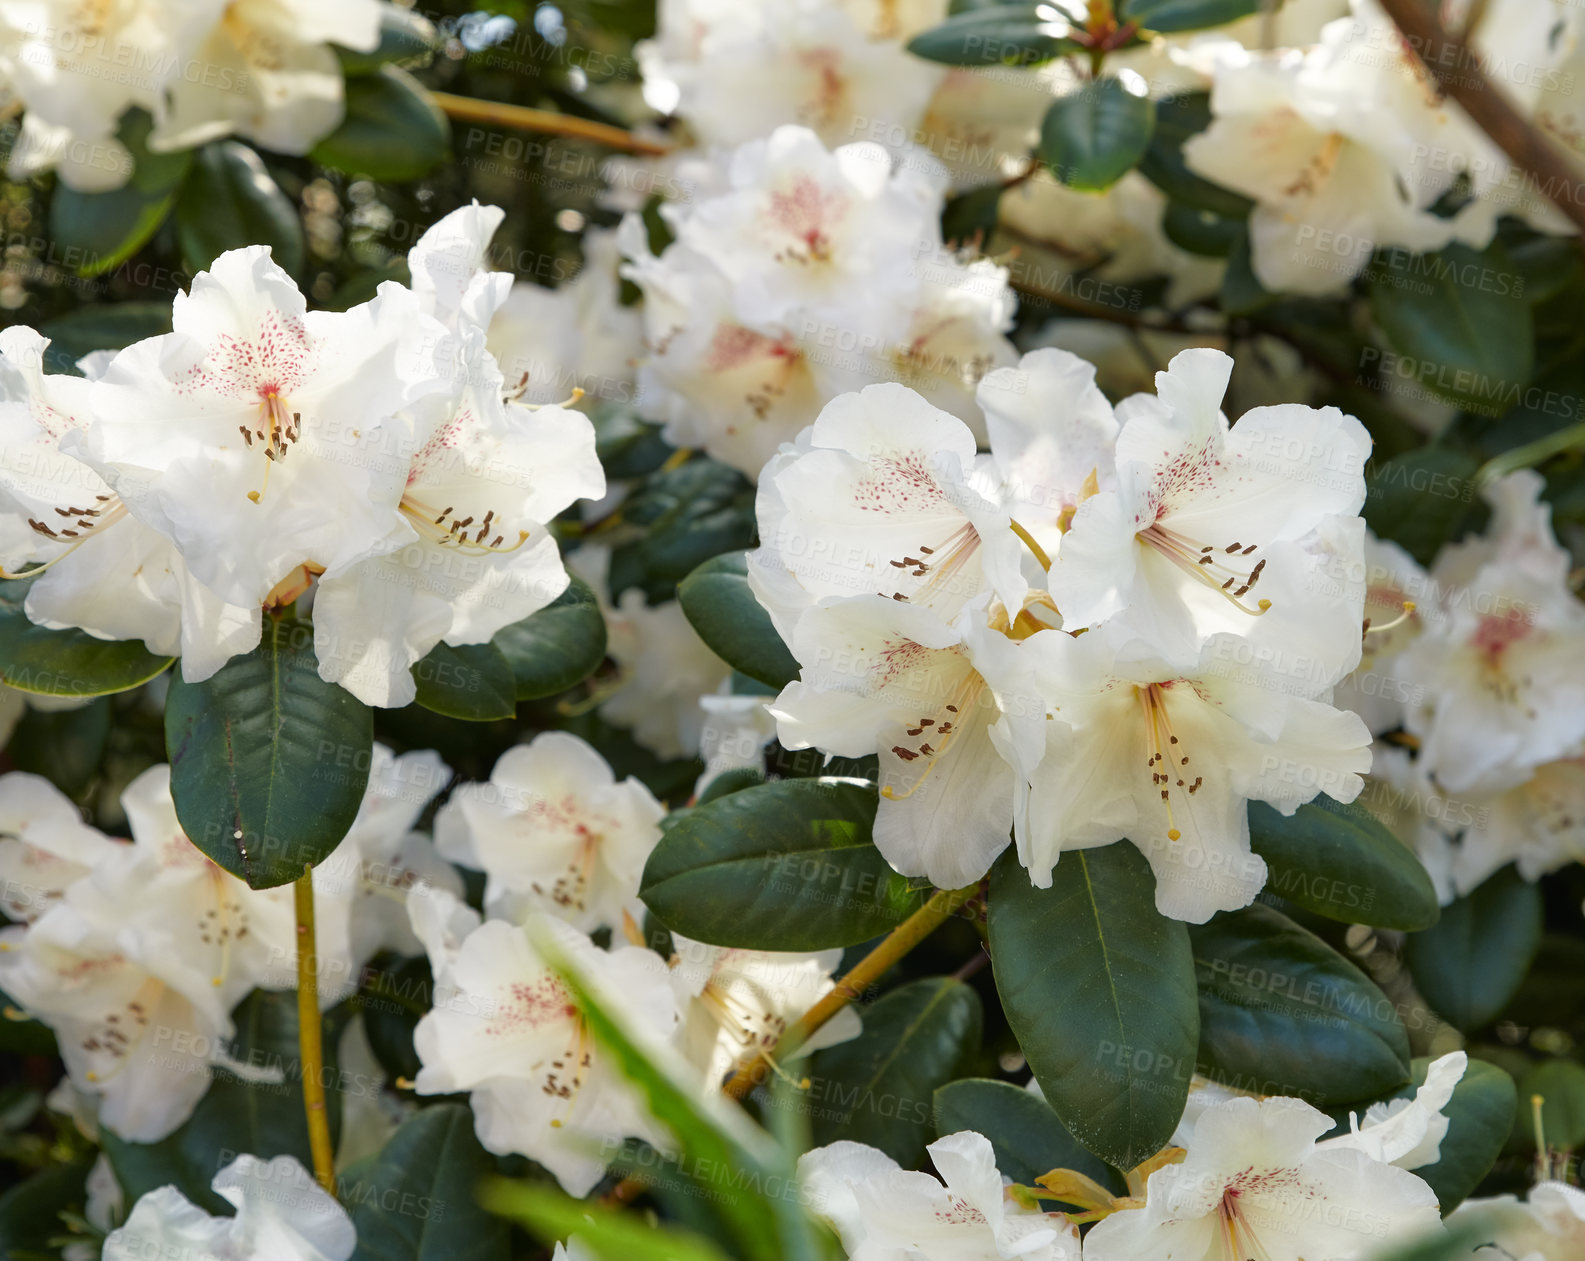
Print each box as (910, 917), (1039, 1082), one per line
(3, 0), (1585, 1258)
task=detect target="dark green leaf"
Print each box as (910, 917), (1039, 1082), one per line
(988, 846), (1198, 1169)
(1192, 903), (1410, 1105)
(49, 110), (191, 278)
(1370, 242), (1534, 412)
(640, 779), (930, 950)
(676, 553), (798, 691)
(1249, 798), (1440, 931)
(907, 7), (1083, 67)
(695, 765), (764, 804)
(1161, 201), (1243, 257)
(165, 616), (372, 888)
(807, 977), (982, 1167)
(933, 1078), (1123, 1192)
(411, 641), (517, 721)
(337, 7), (441, 75)
(1138, 92), (1253, 217)
(492, 577), (608, 700)
(1412, 1056), (1516, 1212)
(0, 578), (173, 698)
(38, 302), (173, 373)
(176, 141), (306, 277)
(102, 991), (349, 1214)
(1363, 447), (1481, 567)
(1039, 79), (1155, 193)
(358, 954), (432, 1082)
(609, 459), (756, 603)
(1403, 866), (1543, 1032)
(1121, 0), (1261, 34)
(345, 1104), (508, 1261)
(310, 66), (451, 182)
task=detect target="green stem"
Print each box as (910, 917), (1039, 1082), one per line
(295, 868), (336, 1194)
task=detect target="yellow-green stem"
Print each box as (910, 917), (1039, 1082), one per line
(606, 883), (978, 1207)
(295, 868), (336, 1194)
(429, 92), (672, 155)
(722, 883), (978, 1100)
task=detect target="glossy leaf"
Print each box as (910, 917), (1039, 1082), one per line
(808, 977), (982, 1167)
(0, 1159), (91, 1257)
(1039, 78), (1155, 193)
(933, 1078), (1123, 1192)
(411, 641), (518, 721)
(1516, 1058), (1585, 1149)
(492, 577), (608, 700)
(1403, 866), (1543, 1032)
(1409, 1056), (1516, 1212)
(310, 66), (451, 182)
(1362, 447), (1481, 567)
(176, 141), (306, 276)
(988, 846), (1198, 1169)
(0, 578), (173, 698)
(165, 616), (372, 888)
(345, 1104), (508, 1261)
(907, 6), (1083, 66)
(9, 695), (111, 798)
(676, 553), (798, 691)
(1249, 798), (1440, 930)
(1370, 242), (1534, 412)
(1192, 903), (1411, 1104)
(49, 110), (191, 277)
(640, 779), (930, 950)
(608, 458), (757, 602)
(1138, 92), (1253, 218)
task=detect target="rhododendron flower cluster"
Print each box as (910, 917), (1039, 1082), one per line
(0, 204), (604, 707)
(752, 345), (1374, 921)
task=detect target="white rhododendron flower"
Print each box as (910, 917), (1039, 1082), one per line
(435, 731), (665, 931)
(406, 891), (679, 1195)
(1328, 1051), (1466, 1170)
(0, 327), (262, 679)
(1084, 1094), (1443, 1261)
(103, 1153), (355, 1261)
(488, 226), (644, 406)
(990, 622), (1371, 922)
(77, 246), (450, 610)
(573, 542), (735, 760)
(152, 0), (384, 158)
(748, 382), (1026, 631)
(636, 0), (945, 150)
(1397, 471), (1585, 794)
(0, 771), (122, 923)
(310, 743), (461, 977)
(621, 125), (1015, 475)
(669, 935), (861, 1087)
(798, 1130), (1082, 1261)
(0, 767), (295, 1141)
(1182, 0), (1497, 295)
(311, 206), (604, 707)
(1452, 1180), (1585, 1260)
(1051, 347), (1371, 672)
(772, 594), (1020, 889)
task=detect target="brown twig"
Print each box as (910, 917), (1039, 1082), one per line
(429, 92), (672, 155)
(1376, 0), (1585, 236)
